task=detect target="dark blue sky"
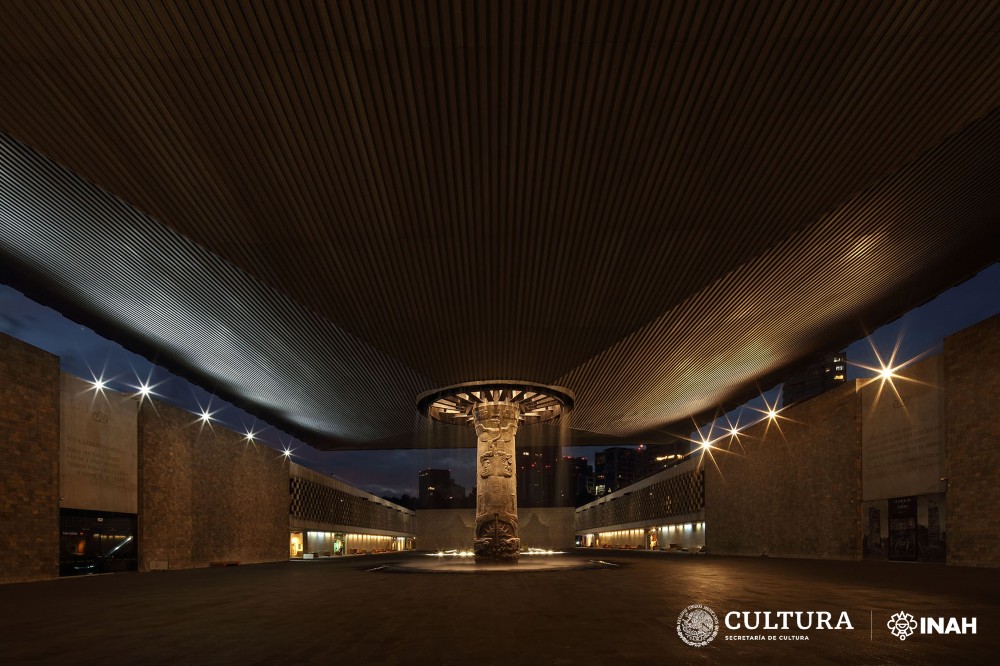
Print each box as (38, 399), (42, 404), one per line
(2, 262), (997, 496)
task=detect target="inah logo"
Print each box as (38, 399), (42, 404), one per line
(887, 611), (917, 640)
(677, 604), (719, 647)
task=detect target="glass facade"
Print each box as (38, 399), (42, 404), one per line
(59, 508), (137, 576)
(290, 531), (413, 558)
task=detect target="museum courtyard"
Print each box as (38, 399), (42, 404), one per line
(1, 551), (998, 664)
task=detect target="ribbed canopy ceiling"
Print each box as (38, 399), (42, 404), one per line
(1, 0), (997, 449)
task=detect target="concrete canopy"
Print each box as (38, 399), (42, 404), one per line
(0, 1), (997, 449)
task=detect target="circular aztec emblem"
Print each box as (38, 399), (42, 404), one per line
(677, 604), (719, 647)
(887, 611), (917, 640)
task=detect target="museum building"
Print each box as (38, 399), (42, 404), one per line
(2, 311), (998, 584)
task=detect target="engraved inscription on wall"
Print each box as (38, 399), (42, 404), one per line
(862, 356), (945, 501)
(60, 374), (138, 514)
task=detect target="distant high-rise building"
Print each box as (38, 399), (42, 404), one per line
(639, 440), (692, 478)
(782, 351), (847, 405)
(515, 449), (593, 507)
(595, 447), (640, 496)
(559, 456), (594, 507)
(418, 468), (464, 509)
(516, 447), (559, 507)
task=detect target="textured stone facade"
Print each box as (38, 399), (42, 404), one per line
(945, 313), (1000, 567)
(0, 333), (60, 583)
(138, 402), (289, 570)
(705, 380), (863, 559)
(289, 462), (415, 535)
(575, 458), (704, 533)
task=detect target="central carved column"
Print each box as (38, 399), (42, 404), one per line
(473, 402), (520, 562)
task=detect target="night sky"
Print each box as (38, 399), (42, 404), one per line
(2, 262), (997, 497)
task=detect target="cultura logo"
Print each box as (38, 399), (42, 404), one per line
(677, 604), (719, 647)
(887, 612), (917, 641)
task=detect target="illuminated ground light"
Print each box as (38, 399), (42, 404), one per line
(429, 548), (564, 557)
(429, 550), (476, 558)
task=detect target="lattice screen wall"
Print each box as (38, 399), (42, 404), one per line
(575, 470), (704, 531)
(290, 477), (414, 534)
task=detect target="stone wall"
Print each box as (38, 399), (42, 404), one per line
(944, 313), (1000, 567)
(138, 401), (289, 570)
(417, 507), (575, 551)
(705, 380), (863, 559)
(0, 334), (60, 583)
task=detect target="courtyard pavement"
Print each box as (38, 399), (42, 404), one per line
(1, 551), (998, 664)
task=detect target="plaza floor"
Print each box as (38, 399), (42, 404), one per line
(1, 551), (998, 665)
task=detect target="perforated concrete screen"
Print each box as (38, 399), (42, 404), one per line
(290, 477), (415, 534)
(576, 469), (705, 532)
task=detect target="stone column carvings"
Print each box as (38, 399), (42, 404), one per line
(473, 402), (520, 562)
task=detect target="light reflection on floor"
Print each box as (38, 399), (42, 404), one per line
(371, 551), (617, 573)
